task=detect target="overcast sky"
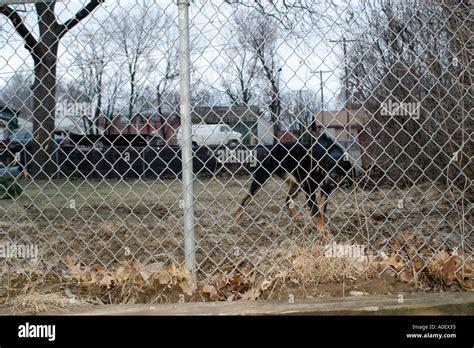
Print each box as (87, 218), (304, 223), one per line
(0, 0), (355, 109)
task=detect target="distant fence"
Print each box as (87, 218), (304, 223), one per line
(0, 144), (278, 179)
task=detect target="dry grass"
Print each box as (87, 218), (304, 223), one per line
(6, 292), (73, 313)
(2, 284), (99, 314)
(0, 177), (471, 307)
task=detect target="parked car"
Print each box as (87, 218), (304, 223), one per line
(0, 129), (73, 151)
(176, 124), (242, 147)
(0, 129), (70, 166)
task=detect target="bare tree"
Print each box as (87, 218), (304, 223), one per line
(281, 89), (321, 137)
(110, 2), (161, 119)
(0, 1), (103, 178)
(221, 0), (347, 143)
(344, 0), (472, 186)
(154, 17), (179, 141)
(220, 32), (259, 106)
(191, 79), (216, 107)
(231, 9), (283, 141)
(222, 0), (336, 34)
(103, 72), (124, 129)
(66, 26), (114, 133)
(0, 71), (33, 120)
(134, 84), (156, 111)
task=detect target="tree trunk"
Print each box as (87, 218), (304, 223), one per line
(128, 69), (136, 119)
(268, 76), (281, 144)
(94, 70), (103, 135)
(30, 44), (59, 179)
(1, 1), (103, 178)
(157, 90), (169, 141)
(259, 56), (281, 144)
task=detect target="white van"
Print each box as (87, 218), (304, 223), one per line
(176, 124), (242, 147)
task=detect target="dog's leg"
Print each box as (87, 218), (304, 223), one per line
(284, 174), (300, 221)
(233, 172), (268, 222)
(233, 192), (253, 222)
(302, 180), (321, 228)
(314, 193), (327, 229)
(314, 184), (332, 230)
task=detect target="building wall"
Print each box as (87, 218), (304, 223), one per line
(257, 118), (274, 145)
(322, 126), (360, 142)
(223, 119), (274, 145)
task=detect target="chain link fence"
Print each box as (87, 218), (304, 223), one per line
(0, 0), (472, 306)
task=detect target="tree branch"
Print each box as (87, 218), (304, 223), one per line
(0, 5), (38, 54)
(58, 0), (104, 37)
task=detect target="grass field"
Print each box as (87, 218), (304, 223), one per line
(0, 176), (471, 307)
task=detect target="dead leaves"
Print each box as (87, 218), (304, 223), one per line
(64, 256), (98, 287)
(64, 257), (265, 302)
(98, 273), (114, 289)
(440, 256), (462, 286)
(431, 252), (472, 290)
(200, 269), (262, 301)
(388, 249), (472, 290)
(399, 268), (414, 283)
(62, 242), (472, 305)
(64, 257), (195, 296)
(202, 284), (219, 301)
(382, 252), (406, 271)
(371, 236), (473, 291)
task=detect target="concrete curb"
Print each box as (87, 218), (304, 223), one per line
(13, 291), (472, 316)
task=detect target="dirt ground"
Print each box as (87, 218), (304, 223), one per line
(0, 176), (472, 308)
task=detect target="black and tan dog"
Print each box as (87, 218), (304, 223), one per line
(233, 133), (354, 229)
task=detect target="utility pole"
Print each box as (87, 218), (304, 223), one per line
(330, 38), (356, 139)
(310, 70), (332, 135)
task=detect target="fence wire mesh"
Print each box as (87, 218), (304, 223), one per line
(0, 0), (472, 305)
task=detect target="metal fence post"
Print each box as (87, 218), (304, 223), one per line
(177, 0), (196, 277)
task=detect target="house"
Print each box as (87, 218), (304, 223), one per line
(97, 111), (180, 145)
(0, 103), (18, 140)
(98, 113), (158, 136)
(313, 109), (371, 169)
